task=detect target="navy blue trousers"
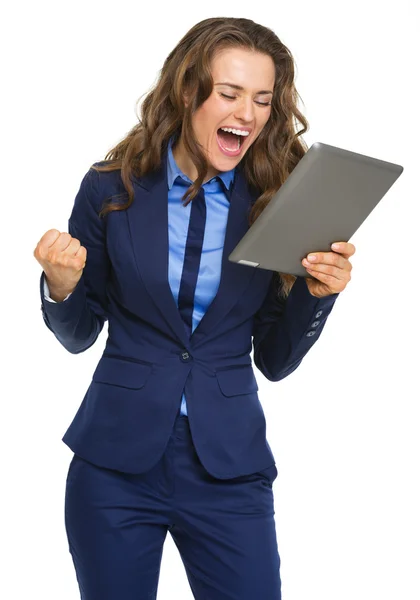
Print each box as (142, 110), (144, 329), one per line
(64, 414), (281, 599)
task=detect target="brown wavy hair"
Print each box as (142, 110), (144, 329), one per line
(92, 16), (309, 299)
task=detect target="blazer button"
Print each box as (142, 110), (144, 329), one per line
(180, 350), (191, 362)
(315, 310), (323, 318)
(306, 331), (316, 337)
(311, 320), (320, 327)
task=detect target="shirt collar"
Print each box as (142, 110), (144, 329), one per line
(167, 135), (235, 196)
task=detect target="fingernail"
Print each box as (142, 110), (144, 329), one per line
(308, 254), (316, 261)
(332, 243), (340, 250)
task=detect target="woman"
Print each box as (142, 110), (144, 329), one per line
(34, 16), (354, 600)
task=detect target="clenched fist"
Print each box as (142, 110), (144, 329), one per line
(34, 229), (87, 302)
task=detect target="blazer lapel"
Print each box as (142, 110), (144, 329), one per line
(126, 148), (259, 350)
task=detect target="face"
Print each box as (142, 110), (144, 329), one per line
(174, 47), (275, 182)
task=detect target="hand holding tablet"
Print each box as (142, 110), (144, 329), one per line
(229, 142), (404, 286)
(300, 240), (356, 297)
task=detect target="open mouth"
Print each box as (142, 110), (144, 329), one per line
(216, 128), (247, 153)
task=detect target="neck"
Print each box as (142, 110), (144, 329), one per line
(172, 138), (219, 183)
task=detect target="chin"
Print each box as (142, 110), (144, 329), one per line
(210, 153), (241, 173)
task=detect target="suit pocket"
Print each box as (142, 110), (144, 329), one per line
(92, 355), (152, 389)
(215, 365), (259, 397)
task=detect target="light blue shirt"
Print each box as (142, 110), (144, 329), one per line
(44, 137), (236, 418)
(166, 136), (235, 415)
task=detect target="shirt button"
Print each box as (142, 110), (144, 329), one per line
(311, 320), (320, 328)
(315, 310), (323, 318)
(306, 331), (316, 337)
(180, 350), (191, 362)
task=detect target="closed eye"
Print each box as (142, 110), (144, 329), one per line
(219, 93), (271, 107)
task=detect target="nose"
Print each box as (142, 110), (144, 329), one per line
(233, 96), (255, 124)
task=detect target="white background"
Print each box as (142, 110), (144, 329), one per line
(2, 1), (419, 599)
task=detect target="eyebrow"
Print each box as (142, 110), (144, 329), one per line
(215, 82), (273, 95)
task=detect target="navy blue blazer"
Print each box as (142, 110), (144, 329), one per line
(39, 151), (339, 479)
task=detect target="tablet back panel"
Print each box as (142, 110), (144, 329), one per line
(229, 142), (403, 277)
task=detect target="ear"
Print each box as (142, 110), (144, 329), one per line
(182, 82), (195, 108)
(182, 90), (190, 108)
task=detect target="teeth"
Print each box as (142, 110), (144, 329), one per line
(220, 127), (250, 137)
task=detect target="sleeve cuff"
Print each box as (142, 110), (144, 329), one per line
(40, 270), (86, 322)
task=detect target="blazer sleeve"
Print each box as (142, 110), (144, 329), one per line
(252, 274), (340, 382)
(39, 166), (111, 354)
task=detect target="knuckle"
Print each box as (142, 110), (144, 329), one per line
(49, 252), (59, 265)
(75, 258), (85, 271)
(63, 254), (74, 268)
(38, 247), (47, 261)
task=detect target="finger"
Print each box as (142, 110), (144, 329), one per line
(303, 252), (351, 272)
(68, 237), (82, 256)
(305, 267), (345, 291)
(39, 229), (61, 248)
(330, 241), (356, 258)
(304, 263), (344, 281)
(53, 233), (74, 252)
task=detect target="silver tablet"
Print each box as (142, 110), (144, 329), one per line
(229, 142), (404, 278)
